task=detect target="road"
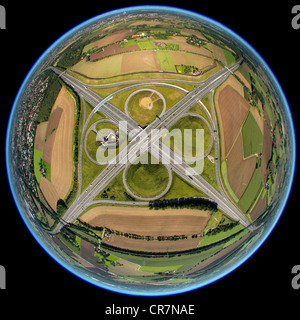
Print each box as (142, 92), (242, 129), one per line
(50, 60), (250, 234)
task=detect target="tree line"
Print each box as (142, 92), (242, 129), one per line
(149, 197), (218, 212)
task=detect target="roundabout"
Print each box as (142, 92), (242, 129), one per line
(125, 89), (166, 127)
(166, 113), (214, 162)
(6, 5), (295, 297)
(84, 119), (122, 165)
(123, 155), (172, 201)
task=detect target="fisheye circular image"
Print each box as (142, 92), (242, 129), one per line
(6, 5), (295, 296)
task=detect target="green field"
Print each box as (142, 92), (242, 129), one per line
(242, 111), (263, 158)
(156, 51), (176, 72)
(198, 224), (245, 247)
(126, 156), (170, 198)
(222, 49), (235, 65)
(34, 148), (50, 184)
(137, 39), (156, 50)
(127, 90), (164, 127)
(238, 168), (263, 213)
(140, 264), (182, 273)
(162, 172), (206, 200)
(73, 54), (122, 78)
(221, 160), (239, 203)
(86, 131), (99, 160)
(168, 115), (210, 157)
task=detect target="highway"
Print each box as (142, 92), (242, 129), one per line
(50, 60), (250, 234)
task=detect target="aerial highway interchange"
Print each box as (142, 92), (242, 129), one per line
(50, 59), (251, 235)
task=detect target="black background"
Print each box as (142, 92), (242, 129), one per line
(0, 0), (299, 317)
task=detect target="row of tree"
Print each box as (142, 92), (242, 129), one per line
(149, 197), (218, 212)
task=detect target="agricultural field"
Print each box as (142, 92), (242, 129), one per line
(215, 61), (278, 216)
(80, 206), (211, 237)
(242, 111), (263, 158)
(216, 84), (250, 156)
(21, 11), (293, 293)
(103, 234), (201, 252)
(33, 84), (76, 211)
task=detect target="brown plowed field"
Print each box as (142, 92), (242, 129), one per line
(235, 70), (251, 91)
(103, 234), (201, 252)
(42, 131), (56, 164)
(182, 29), (207, 40)
(206, 43), (226, 65)
(45, 107), (63, 140)
(121, 51), (160, 74)
(217, 85), (250, 156)
(90, 43), (140, 61)
(51, 87), (75, 200)
(92, 29), (132, 48)
(250, 193), (267, 221)
(34, 122), (48, 151)
(171, 51), (213, 70)
(226, 132), (257, 199)
(40, 177), (59, 212)
(81, 206), (211, 237)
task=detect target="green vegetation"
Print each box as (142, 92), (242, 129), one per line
(34, 149), (50, 183)
(37, 73), (61, 123)
(202, 210), (223, 234)
(56, 199), (68, 217)
(175, 64), (200, 75)
(103, 224), (248, 274)
(157, 51), (176, 72)
(221, 160), (239, 203)
(127, 90), (164, 127)
(199, 223), (244, 247)
(222, 49), (235, 65)
(137, 39), (156, 50)
(168, 115), (210, 157)
(162, 172), (207, 200)
(86, 131), (99, 160)
(242, 111), (263, 158)
(140, 265), (182, 273)
(94, 251), (119, 266)
(126, 156), (170, 198)
(238, 168), (263, 213)
(149, 197), (217, 212)
(97, 170), (133, 201)
(56, 35), (97, 69)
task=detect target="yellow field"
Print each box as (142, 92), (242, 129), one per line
(34, 122), (48, 152)
(72, 54), (123, 78)
(50, 86), (75, 200)
(171, 51), (213, 70)
(80, 206), (211, 237)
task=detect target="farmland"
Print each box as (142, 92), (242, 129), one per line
(22, 11), (293, 290)
(80, 206), (211, 237)
(216, 84), (250, 156)
(33, 83), (77, 212)
(242, 111), (263, 158)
